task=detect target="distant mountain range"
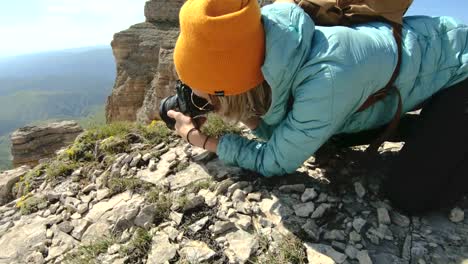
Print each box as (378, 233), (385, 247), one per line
(0, 46), (115, 170)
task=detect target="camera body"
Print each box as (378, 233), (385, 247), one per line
(159, 80), (214, 129)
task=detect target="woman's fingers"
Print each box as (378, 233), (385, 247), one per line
(167, 110), (179, 119)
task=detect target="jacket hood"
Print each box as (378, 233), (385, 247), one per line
(260, 3), (315, 125)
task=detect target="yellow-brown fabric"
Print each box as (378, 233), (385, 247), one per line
(174, 0), (265, 96)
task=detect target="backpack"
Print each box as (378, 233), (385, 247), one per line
(294, 0), (413, 153)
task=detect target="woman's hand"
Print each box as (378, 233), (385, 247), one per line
(167, 110), (197, 140)
(166, 110), (218, 152)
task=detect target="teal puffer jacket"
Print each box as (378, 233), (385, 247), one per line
(216, 2), (468, 177)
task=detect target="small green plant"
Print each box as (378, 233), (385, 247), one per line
(99, 136), (130, 155)
(63, 236), (117, 264)
(174, 161), (189, 173)
(138, 120), (172, 145)
(121, 228), (152, 262)
(107, 177), (153, 195)
(16, 194), (47, 215)
(14, 164), (46, 195)
(45, 159), (79, 181)
(146, 187), (172, 223)
(186, 179), (215, 194)
(200, 114), (242, 138)
(250, 234), (307, 264)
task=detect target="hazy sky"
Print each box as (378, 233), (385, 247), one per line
(0, 0), (147, 57)
(0, 0), (466, 58)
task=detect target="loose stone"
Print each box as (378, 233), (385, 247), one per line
(354, 182), (366, 198)
(449, 207), (464, 223)
(279, 184), (306, 193)
(301, 188), (318, 202)
(293, 202), (315, 217)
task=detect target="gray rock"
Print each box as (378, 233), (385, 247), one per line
(449, 207), (464, 223)
(168, 163), (212, 190)
(349, 231), (362, 242)
(227, 181), (250, 197)
(391, 211), (411, 227)
(377, 207), (391, 225)
(130, 153), (142, 167)
(58, 221), (74, 234)
(147, 232), (177, 264)
(82, 184), (97, 194)
(189, 216), (210, 234)
(311, 203), (332, 219)
(95, 189), (111, 201)
(305, 243), (347, 264)
(85, 192), (129, 222)
(210, 221), (236, 235)
(301, 188), (318, 203)
(331, 241), (346, 252)
(10, 121), (83, 167)
(302, 220), (320, 241)
(215, 179), (235, 195)
(279, 184), (306, 193)
(345, 245), (358, 259)
(148, 159), (158, 172)
(354, 182), (366, 198)
(25, 251), (45, 264)
(71, 219), (91, 240)
(236, 201), (253, 215)
(81, 221), (111, 244)
(179, 241), (216, 263)
(232, 189), (247, 203)
(77, 203), (89, 215)
(182, 195), (205, 212)
(198, 189), (217, 208)
(225, 230), (258, 263)
(142, 153), (152, 162)
(246, 192), (262, 202)
(0, 215), (49, 263)
(324, 230), (346, 241)
(234, 214), (252, 230)
(0, 166), (30, 205)
(170, 212), (183, 226)
(134, 204), (156, 228)
(357, 250), (373, 264)
(45, 227), (79, 262)
(293, 202), (315, 217)
(353, 218), (367, 233)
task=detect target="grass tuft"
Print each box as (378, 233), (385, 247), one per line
(16, 194), (47, 215)
(251, 234), (307, 264)
(62, 236), (118, 264)
(145, 187), (173, 223)
(121, 227), (152, 262)
(200, 114), (242, 138)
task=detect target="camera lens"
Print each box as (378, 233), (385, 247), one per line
(159, 95), (179, 130)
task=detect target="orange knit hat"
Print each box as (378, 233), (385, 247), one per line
(174, 0), (265, 96)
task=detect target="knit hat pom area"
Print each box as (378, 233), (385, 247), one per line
(174, 0), (265, 96)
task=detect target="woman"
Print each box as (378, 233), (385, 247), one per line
(167, 0), (468, 214)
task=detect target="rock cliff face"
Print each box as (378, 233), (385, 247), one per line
(105, 0), (183, 123)
(105, 0), (274, 124)
(10, 121), (83, 168)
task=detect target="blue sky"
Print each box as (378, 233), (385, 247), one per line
(0, 0), (466, 58)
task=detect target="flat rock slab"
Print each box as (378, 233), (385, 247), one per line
(0, 166), (30, 205)
(167, 163), (212, 190)
(0, 215), (52, 263)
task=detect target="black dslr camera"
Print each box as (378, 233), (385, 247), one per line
(159, 80), (214, 130)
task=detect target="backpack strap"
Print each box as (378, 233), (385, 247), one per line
(357, 23), (404, 154)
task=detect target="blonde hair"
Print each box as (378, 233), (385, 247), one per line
(209, 81), (272, 124)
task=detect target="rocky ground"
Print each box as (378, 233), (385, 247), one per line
(0, 121), (467, 264)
